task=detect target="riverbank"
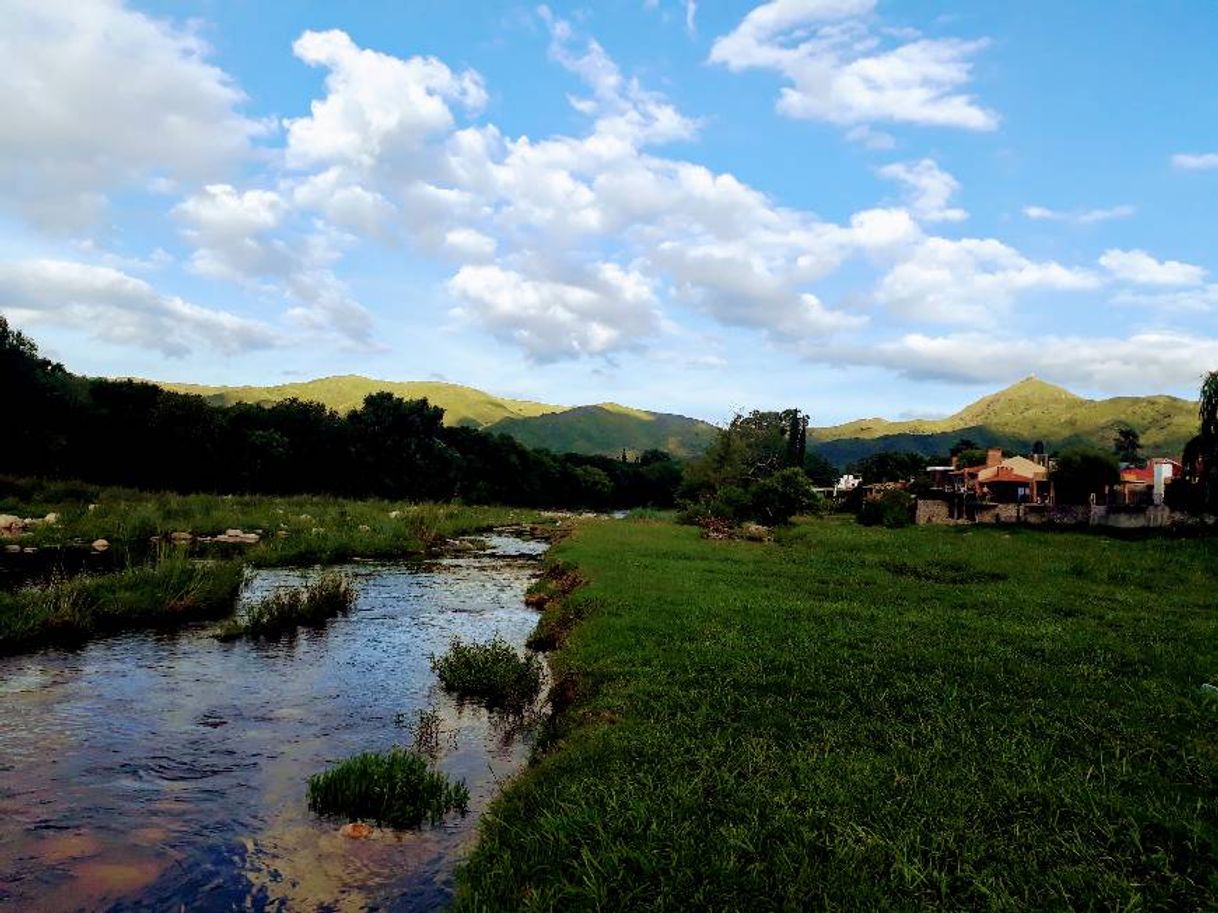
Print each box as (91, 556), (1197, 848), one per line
(0, 479), (544, 652)
(456, 517), (1218, 910)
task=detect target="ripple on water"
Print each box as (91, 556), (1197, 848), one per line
(0, 535), (545, 911)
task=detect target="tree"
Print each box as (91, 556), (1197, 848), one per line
(1182, 371), (1218, 510)
(1112, 427), (1143, 466)
(749, 467), (819, 525)
(950, 438), (979, 457)
(954, 448), (989, 470)
(1052, 448), (1119, 505)
(847, 451), (927, 483)
(803, 450), (839, 487)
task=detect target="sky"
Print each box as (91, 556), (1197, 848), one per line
(2, 0), (1217, 425)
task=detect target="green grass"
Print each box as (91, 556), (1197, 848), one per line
(455, 517), (1218, 911)
(307, 747), (470, 829)
(432, 635), (544, 711)
(0, 480), (535, 566)
(0, 552), (244, 651)
(214, 571), (355, 640)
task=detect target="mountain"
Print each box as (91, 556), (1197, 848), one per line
(810, 377), (1199, 466)
(155, 375), (718, 458)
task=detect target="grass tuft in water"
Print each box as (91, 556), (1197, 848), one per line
(431, 635), (543, 711)
(307, 747), (470, 829)
(215, 571), (355, 640)
(0, 553), (244, 651)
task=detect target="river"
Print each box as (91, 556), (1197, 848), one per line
(0, 533), (547, 911)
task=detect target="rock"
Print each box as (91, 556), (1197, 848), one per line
(0, 514), (24, 536)
(4, 544), (20, 554)
(43, 512), (59, 525)
(388, 510), (402, 519)
(92, 538), (110, 552)
(87, 504), (98, 512)
(22, 547), (37, 554)
(275, 529), (289, 538)
(739, 522), (772, 542)
(358, 524), (371, 532)
(339, 822), (374, 839)
(224, 529), (244, 538)
(310, 527), (325, 535)
(170, 531), (193, 543)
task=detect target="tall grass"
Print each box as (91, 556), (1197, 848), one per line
(454, 517), (1218, 911)
(432, 636), (544, 711)
(215, 571), (356, 640)
(307, 747), (470, 829)
(0, 552), (244, 651)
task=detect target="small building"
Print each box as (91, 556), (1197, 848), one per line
(1119, 458), (1182, 506)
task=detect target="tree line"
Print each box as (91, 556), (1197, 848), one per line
(0, 317), (680, 509)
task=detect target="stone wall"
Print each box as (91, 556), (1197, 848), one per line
(915, 497), (1216, 530)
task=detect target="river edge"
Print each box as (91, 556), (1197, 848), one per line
(0, 529), (557, 911)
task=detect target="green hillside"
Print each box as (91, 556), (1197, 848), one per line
(154, 376), (718, 458)
(159, 375), (562, 428)
(487, 404), (718, 459)
(811, 377), (1198, 466)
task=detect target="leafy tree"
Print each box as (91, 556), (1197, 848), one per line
(954, 448), (990, 469)
(950, 438), (979, 457)
(802, 451), (839, 487)
(1112, 427), (1143, 466)
(1182, 371), (1218, 510)
(749, 467), (819, 525)
(1052, 448), (1120, 505)
(847, 451), (927, 483)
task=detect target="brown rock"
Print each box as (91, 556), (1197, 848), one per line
(339, 822), (375, 839)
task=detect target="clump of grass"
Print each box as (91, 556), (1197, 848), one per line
(0, 555), (244, 651)
(880, 558), (1008, 584)
(431, 636), (543, 711)
(395, 707), (457, 755)
(307, 747), (469, 829)
(216, 571), (355, 640)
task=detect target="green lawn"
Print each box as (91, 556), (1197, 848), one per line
(456, 517), (1218, 911)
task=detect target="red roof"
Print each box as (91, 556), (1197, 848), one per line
(1120, 466), (1154, 484)
(979, 467), (1034, 484)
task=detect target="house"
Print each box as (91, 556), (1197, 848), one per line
(948, 449), (1049, 503)
(1119, 458), (1182, 506)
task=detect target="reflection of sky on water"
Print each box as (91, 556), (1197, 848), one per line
(0, 536), (545, 912)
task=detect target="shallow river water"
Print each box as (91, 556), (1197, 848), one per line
(0, 534), (547, 912)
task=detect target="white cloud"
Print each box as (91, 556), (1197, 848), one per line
(823, 330), (1218, 390)
(877, 158), (966, 222)
(443, 228), (498, 260)
(448, 262), (661, 360)
(876, 237), (1100, 322)
(1022, 204), (1135, 224)
(285, 29), (486, 172)
(845, 124), (896, 149)
(709, 0), (997, 131)
(0, 0), (262, 231)
(1098, 249), (1206, 286)
(0, 259), (278, 356)
(1171, 152), (1218, 171)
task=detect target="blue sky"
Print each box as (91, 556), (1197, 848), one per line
(2, 0), (1217, 424)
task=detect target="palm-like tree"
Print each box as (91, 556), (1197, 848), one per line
(1183, 371), (1218, 509)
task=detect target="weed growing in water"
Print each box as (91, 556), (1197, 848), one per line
(431, 636), (543, 711)
(215, 571), (355, 640)
(395, 707), (457, 755)
(307, 747), (470, 829)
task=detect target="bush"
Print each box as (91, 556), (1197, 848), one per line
(857, 489), (914, 528)
(431, 635), (543, 710)
(749, 467), (820, 525)
(216, 570), (355, 640)
(1053, 448), (1120, 505)
(307, 747), (469, 828)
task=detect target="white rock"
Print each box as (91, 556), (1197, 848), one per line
(92, 538), (110, 552)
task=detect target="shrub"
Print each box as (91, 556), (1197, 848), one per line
(431, 635), (543, 710)
(1053, 448), (1120, 505)
(749, 467), (820, 525)
(307, 747), (469, 829)
(857, 489), (914, 528)
(216, 570), (355, 640)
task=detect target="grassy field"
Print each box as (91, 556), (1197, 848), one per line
(456, 517), (1218, 911)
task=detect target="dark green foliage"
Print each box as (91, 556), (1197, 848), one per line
(801, 450), (838, 487)
(307, 747), (469, 829)
(953, 447), (989, 469)
(0, 316), (681, 510)
(1053, 447), (1120, 505)
(848, 450), (929, 482)
(215, 571), (355, 640)
(881, 559), (1007, 584)
(748, 467), (820, 525)
(1113, 426), (1143, 466)
(431, 635), (543, 710)
(857, 488), (914, 527)
(454, 519), (1218, 912)
(1181, 371), (1218, 511)
(0, 555), (244, 651)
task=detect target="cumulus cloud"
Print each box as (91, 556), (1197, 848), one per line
(876, 237), (1099, 322)
(0, 259), (278, 356)
(709, 0), (997, 131)
(1022, 204), (1135, 225)
(820, 331), (1218, 390)
(0, 0), (262, 231)
(877, 158), (966, 222)
(1171, 152), (1218, 171)
(448, 262), (660, 360)
(1098, 249), (1206, 286)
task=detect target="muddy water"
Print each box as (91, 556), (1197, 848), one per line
(0, 534), (547, 912)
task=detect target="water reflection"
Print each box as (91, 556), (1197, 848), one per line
(0, 534), (546, 911)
